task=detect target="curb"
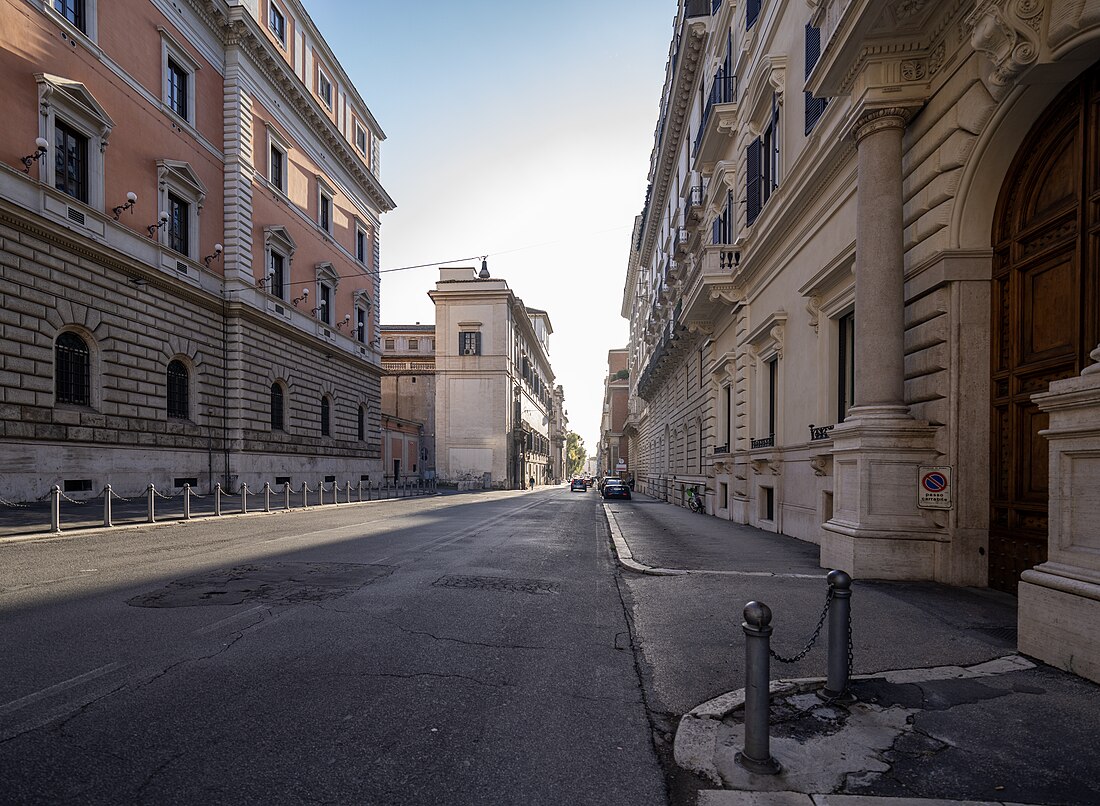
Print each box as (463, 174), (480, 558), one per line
(603, 503), (689, 576)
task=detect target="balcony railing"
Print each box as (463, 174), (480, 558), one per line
(682, 183), (704, 224)
(694, 73), (736, 156)
(809, 424), (834, 441)
(750, 434), (775, 449)
(712, 442), (730, 455)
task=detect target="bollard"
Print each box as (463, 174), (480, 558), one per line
(283, 482), (291, 511)
(241, 483), (249, 515)
(50, 484), (61, 533)
(183, 484), (191, 520)
(302, 483), (309, 509)
(103, 484), (114, 527)
(357, 480), (363, 503)
(263, 482), (272, 513)
(147, 483), (156, 523)
(346, 481), (352, 504)
(823, 570), (854, 700)
(737, 601), (782, 775)
(214, 482), (222, 516)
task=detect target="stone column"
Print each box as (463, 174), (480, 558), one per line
(821, 106), (941, 580)
(851, 109), (911, 415)
(1019, 345), (1100, 684)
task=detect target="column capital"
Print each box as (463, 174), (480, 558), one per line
(851, 107), (917, 142)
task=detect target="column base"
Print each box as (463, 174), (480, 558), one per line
(821, 411), (944, 580)
(1019, 565), (1100, 685)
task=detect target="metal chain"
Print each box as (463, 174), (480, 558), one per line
(109, 489), (139, 502)
(769, 587), (833, 664)
(58, 490), (91, 505)
(153, 488), (179, 500)
(0, 495), (31, 508)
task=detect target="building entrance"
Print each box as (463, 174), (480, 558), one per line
(990, 60), (1100, 594)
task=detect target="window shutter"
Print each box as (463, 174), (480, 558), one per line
(746, 0), (761, 28)
(746, 138), (762, 225)
(804, 24), (827, 134)
(475, 332), (482, 355)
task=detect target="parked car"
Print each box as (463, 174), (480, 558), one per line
(570, 478), (587, 492)
(602, 480), (631, 500)
(598, 476), (617, 492)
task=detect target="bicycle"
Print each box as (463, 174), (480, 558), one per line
(686, 486), (704, 513)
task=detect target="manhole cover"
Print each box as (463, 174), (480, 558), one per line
(432, 575), (557, 595)
(972, 625), (1018, 643)
(127, 562), (393, 607)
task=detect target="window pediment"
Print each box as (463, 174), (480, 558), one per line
(316, 261), (339, 287)
(157, 159), (206, 207)
(744, 56), (786, 136)
(37, 74), (114, 142)
(264, 225), (296, 255)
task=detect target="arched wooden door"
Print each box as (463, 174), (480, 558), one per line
(990, 61), (1100, 594)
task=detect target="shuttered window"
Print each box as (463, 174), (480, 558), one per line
(746, 138), (763, 225)
(746, 0), (760, 28)
(804, 23), (828, 134)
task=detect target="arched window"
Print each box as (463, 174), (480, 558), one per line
(56, 332), (90, 406)
(320, 396), (331, 436)
(270, 382), (285, 431)
(358, 405), (365, 441)
(166, 360), (189, 419)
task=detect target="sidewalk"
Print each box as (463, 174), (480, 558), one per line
(603, 493), (1100, 806)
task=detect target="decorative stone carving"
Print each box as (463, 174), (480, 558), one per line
(709, 284), (744, 306)
(894, 0), (930, 17)
(852, 107), (916, 142)
(966, 0), (1043, 91)
(900, 60), (927, 80)
(751, 457), (781, 476)
(928, 42), (947, 75)
(810, 454), (832, 476)
(769, 323), (786, 359)
(806, 295), (822, 333)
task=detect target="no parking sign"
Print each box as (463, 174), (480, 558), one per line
(918, 466), (952, 510)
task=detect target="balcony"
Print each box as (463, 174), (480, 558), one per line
(682, 183), (705, 229)
(809, 423), (834, 441)
(751, 434), (775, 449)
(693, 73), (738, 170)
(678, 244), (744, 331)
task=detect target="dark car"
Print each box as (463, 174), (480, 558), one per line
(570, 478), (587, 492)
(602, 481), (631, 500)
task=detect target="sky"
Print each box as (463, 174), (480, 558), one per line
(305, 0), (676, 454)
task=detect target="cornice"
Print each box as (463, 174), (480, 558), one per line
(638, 19), (709, 265)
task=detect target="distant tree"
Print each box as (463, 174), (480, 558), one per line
(565, 432), (586, 477)
(613, 369), (629, 381)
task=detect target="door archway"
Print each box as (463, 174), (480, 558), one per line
(990, 59), (1100, 594)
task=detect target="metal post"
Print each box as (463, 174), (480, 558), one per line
(302, 483), (309, 509)
(103, 484), (113, 527)
(214, 482), (222, 516)
(357, 480), (363, 503)
(240, 483), (248, 515)
(346, 481), (352, 504)
(319, 481), (325, 506)
(147, 483), (156, 523)
(263, 482), (271, 513)
(737, 601), (782, 775)
(183, 484), (191, 520)
(283, 482), (291, 511)
(50, 484), (61, 533)
(823, 570), (854, 700)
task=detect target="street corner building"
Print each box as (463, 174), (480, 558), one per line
(0, 0), (395, 501)
(381, 266), (568, 491)
(624, 0), (1100, 682)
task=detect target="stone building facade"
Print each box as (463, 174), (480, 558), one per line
(598, 348), (630, 479)
(380, 323), (436, 479)
(624, 0), (1100, 681)
(427, 266), (566, 489)
(0, 0), (394, 500)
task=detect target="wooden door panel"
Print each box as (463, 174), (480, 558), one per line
(1020, 253), (1077, 363)
(1018, 404), (1050, 503)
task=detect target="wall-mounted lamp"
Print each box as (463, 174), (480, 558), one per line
(202, 243), (224, 267)
(256, 271), (275, 290)
(147, 211), (169, 237)
(20, 138), (49, 173)
(291, 287), (309, 306)
(311, 298), (327, 317)
(112, 191), (138, 220)
(336, 313), (352, 330)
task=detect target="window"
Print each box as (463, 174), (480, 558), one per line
(270, 382), (285, 431)
(746, 94), (780, 225)
(270, 143), (285, 191)
(354, 123), (367, 155)
(318, 187), (332, 234)
(320, 397), (331, 436)
(384, 338), (395, 350)
(355, 225), (367, 263)
(460, 332), (481, 355)
(356, 307), (367, 344)
(838, 312), (855, 422)
(56, 331), (90, 406)
(317, 67), (333, 109)
(52, 0), (86, 33)
(430, 338), (436, 351)
(409, 338), (419, 351)
(53, 121), (88, 203)
(269, 2), (286, 46)
(167, 58), (188, 120)
(767, 356), (778, 438)
(166, 359), (189, 419)
(319, 283), (332, 324)
(156, 160), (205, 260)
(270, 251), (286, 300)
(36, 75), (113, 211)
(746, 0), (760, 28)
(358, 405), (365, 441)
(167, 191), (190, 256)
(804, 24), (828, 134)
(712, 189), (735, 245)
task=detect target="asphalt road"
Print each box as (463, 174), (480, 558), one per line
(0, 488), (668, 805)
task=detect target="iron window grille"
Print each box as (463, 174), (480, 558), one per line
(270, 383), (285, 431)
(166, 360), (189, 419)
(56, 332), (90, 406)
(460, 331), (481, 356)
(320, 397), (331, 436)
